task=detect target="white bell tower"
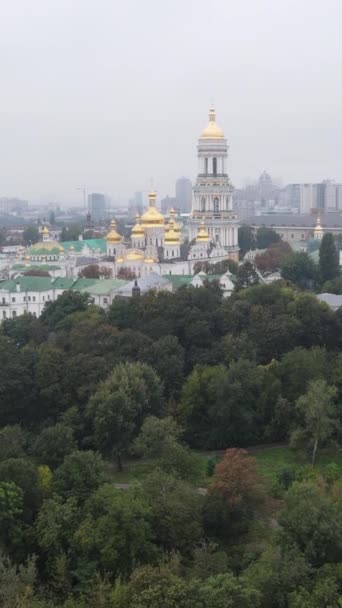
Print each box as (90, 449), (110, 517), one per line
(188, 108), (239, 261)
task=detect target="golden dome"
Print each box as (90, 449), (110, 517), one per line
(116, 256), (124, 263)
(200, 107), (224, 139)
(126, 249), (144, 261)
(42, 226), (49, 235)
(196, 220), (209, 243)
(165, 215), (180, 245)
(106, 218), (122, 244)
(144, 257), (156, 263)
(131, 214), (145, 237)
(141, 191), (164, 227)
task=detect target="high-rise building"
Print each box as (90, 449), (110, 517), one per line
(175, 177), (192, 213)
(88, 193), (107, 221)
(188, 108), (239, 261)
(287, 180), (342, 214)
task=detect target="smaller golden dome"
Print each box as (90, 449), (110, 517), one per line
(169, 208), (181, 234)
(70, 245), (75, 251)
(141, 191), (165, 227)
(132, 214), (145, 237)
(42, 226), (49, 235)
(196, 220), (209, 243)
(200, 107), (224, 139)
(106, 218), (122, 244)
(165, 216), (180, 245)
(144, 257), (155, 263)
(116, 256), (124, 263)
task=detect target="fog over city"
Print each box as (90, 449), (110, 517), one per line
(1, 0), (342, 204)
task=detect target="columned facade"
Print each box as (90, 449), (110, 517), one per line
(188, 108), (240, 261)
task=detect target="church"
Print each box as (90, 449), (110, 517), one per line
(109, 108), (240, 278)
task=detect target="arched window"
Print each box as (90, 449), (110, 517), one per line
(214, 197), (219, 213)
(205, 158), (208, 174)
(213, 157), (217, 176)
(201, 196), (206, 212)
(172, 250), (174, 257)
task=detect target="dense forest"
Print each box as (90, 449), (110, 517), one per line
(0, 280), (342, 607)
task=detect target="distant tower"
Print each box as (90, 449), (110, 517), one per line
(188, 108), (239, 261)
(176, 177), (192, 213)
(132, 279), (141, 297)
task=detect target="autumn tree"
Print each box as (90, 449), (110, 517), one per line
(204, 448), (265, 538)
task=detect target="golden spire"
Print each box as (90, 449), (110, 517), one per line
(132, 213), (145, 236)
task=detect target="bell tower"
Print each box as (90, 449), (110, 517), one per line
(188, 108), (239, 261)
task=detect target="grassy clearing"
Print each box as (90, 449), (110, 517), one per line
(107, 446), (342, 486)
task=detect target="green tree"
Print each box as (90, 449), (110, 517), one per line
(281, 252), (318, 289)
(22, 225), (40, 245)
(87, 362), (164, 469)
(238, 225), (256, 257)
(0, 482), (24, 550)
(235, 261), (260, 290)
(256, 226), (280, 249)
(40, 290), (92, 330)
(321, 276), (342, 294)
(290, 380), (339, 466)
(0, 425), (26, 461)
(278, 480), (342, 567)
(133, 416), (183, 458)
(32, 423), (77, 469)
(53, 450), (105, 503)
(143, 470), (203, 554)
(0, 554), (38, 608)
(319, 233), (339, 283)
(0, 458), (39, 522)
(74, 484), (156, 579)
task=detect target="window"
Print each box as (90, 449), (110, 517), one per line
(11, 297), (15, 303)
(201, 197), (206, 212)
(172, 250), (174, 257)
(205, 158), (208, 174)
(23, 296), (26, 302)
(2, 298), (5, 304)
(47, 295), (50, 300)
(214, 197), (219, 213)
(213, 157), (217, 176)
(103, 298), (108, 304)
(291, 233), (294, 239)
(33, 312), (37, 317)
(28, 296), (31, 301)
(2, 311), (6, 319)
(33, 296), (36, 302)
(42, 296), (45, 301)
(12, 311), (16, 318)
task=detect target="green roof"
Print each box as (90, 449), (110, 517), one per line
(80, 279), (126, 295)
(167, 275), (193, 288)
(0, 275), (126, 294)
(13, 264), (61, 271)
(61, 238), (106, 254)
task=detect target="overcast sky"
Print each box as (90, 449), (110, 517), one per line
(1, 0), (342, 205)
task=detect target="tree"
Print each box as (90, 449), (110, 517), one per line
(133, 416), (183, 458)
(0, 313), (47, 347)
(235, 261), (260, 290)
(256, 226), (280, 249)
(117, 267), (136, 280)
(53, 450), (105, 503)
(32, 423), (77, 469)
(278, 480), (342, 567)
(78, 264), (112, 279)
(74, 484), (156, 579)
(321, 276), (342, 294)
(205, 449), (265, 539)
(87, 362), (164, 469)
(319, 233), (339, 283)
(0, 554), (38, 607)
(0, 482), (24, 550)
(24, 269), (50, 277)
(281, 252), (318, 289)
(238, 226), (256, 257)
(0, 425), (26, 461)
(142, 470), (203, 554)
(0, 458), (39, 522)
(22, 225), (40, 245)
(254, 241), (291, 273)
(290, 380), (339, 466)
(40, 290), (92, 330)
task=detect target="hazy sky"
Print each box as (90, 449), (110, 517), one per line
(1, 0), (342, 205)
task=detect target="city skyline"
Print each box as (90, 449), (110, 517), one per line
(1, 0), (342, 204)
